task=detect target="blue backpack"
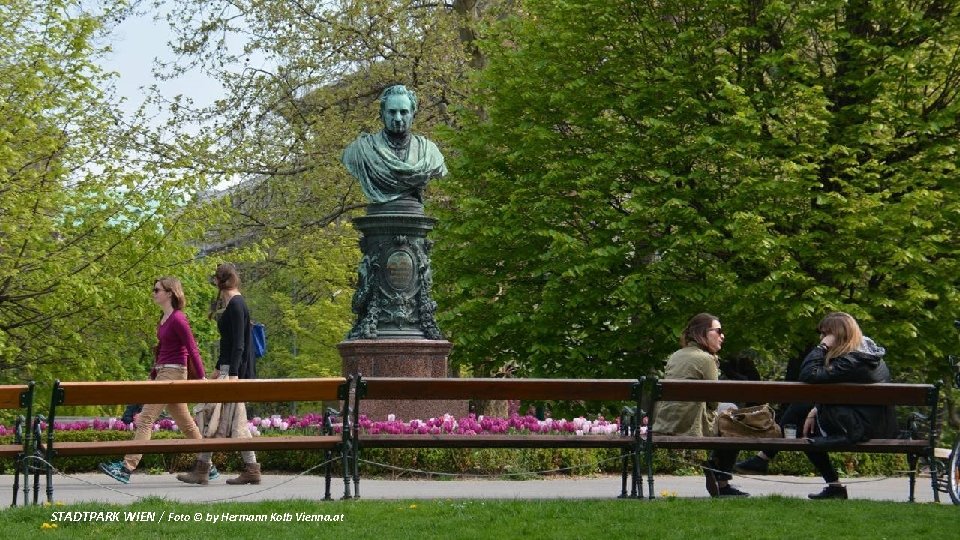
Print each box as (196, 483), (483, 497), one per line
(251, 323), (267, 359)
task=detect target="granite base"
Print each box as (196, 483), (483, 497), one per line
(338, 339), (468, 421)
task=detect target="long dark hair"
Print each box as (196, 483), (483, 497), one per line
(680, 312), (719, 351)
(208, 263), (241, 319)
(817, 312), (863, 364)
(214, 263), (241, 290)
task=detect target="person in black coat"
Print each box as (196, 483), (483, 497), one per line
(177, 263), (260, 486)
(799, 312), (897, 500)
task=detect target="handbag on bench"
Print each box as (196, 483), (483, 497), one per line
(717, 404), (782, 438)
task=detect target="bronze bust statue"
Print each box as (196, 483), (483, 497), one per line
(341, 85), (447, 204)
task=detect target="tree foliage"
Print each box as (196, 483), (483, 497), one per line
(435, 0), (960, 381)
(146, 0), (518, 376)
(0, 0), (213, 383)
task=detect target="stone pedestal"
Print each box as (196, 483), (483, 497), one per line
(338, 339), (468, 421)
(339, 200), (467, 420)
(346, 200), (443, 340)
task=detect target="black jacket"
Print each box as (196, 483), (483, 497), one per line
(798, 337), (898, 442)
(217, 295), (256, 379)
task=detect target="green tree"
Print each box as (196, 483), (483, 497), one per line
(140, 0), (520, 376)
(241, 226), (357, 379)
(435, 0), (960, 382)
(0, 0), (213, 384)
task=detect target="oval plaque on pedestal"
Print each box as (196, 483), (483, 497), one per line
(385, 250), (415, 290)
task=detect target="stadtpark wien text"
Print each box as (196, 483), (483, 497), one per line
(49, 510), (345, 523)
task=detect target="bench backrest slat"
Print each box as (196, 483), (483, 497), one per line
(0, 385), (29, 409)
(56, 378), (346, 406)
(656, 380), (933, 406)
(362, 378), (637, 401)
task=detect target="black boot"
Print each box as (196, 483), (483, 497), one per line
(808, 485), (848, 500)
(734, 455), (769, 475)
(702, 461), (719, 497)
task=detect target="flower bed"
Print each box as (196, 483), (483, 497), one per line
(25, 412), (627, 438)
(0, 413), (906, 478)
(357, 413), (624, 437)
(0, 412), (634, 477)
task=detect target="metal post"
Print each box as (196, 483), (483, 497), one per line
(45, 381), (64, 504)
(927, 382), (941, 503)
(323, 409), (333, 501)
(645, 378), (660, 500)
(351, 376), (366, 498)
(11, 415), (23, 507)
(339, 376), (353, 499)
(632, 410), (642, 499)
(617, 406), (634, 499)
(31, 418), (42, 504)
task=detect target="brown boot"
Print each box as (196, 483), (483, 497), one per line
(226, 462), (261, 485)
(176, 460), (210, 485)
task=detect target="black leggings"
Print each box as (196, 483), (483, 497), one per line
(804, 450), (840, 483)
(767, 402), (839, 483)
(709, 450), (739, 482)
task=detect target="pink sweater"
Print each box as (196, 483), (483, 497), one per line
(155, 310), (205, 378)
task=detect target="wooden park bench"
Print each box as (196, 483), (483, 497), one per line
(349, 376), (646, 498)
(1, 382), (37, 506)
(42, 377), (352, 502)
(642, 379), (941, 502)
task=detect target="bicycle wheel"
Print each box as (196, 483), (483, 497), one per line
(949, 439), (960, 504)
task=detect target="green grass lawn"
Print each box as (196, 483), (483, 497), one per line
(1, 497), (955, 539)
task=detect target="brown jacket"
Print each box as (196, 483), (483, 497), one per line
(652, 346), (720, 436)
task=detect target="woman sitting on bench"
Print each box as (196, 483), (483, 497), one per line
(800, 312), (897, 500)
(652, 313), (749, 498)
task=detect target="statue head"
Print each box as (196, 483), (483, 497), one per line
(379, 85), (418, 136)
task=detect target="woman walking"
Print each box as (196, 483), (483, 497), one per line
(99, 277), (205, 483)
(178, 263), (260, 485)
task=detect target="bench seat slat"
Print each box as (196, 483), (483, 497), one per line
(0, 385), (30, 409)
(361, 378), (638, 401)
(0, 444), (26, 457)
(652, 435), (929, 453)
(48, 435), (343, 456)
(360, 434), (635, 449)
(56, 379), (346, 406)
(656, 380), (932, 406)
